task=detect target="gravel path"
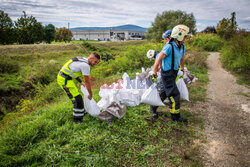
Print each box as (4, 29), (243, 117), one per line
(201, 52), (250, 167)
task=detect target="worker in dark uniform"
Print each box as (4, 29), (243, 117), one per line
(152, 25), (191, 122)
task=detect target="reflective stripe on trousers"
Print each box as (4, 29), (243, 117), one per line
(57, 74), (84, 119)
(169, 96), (180, 114)
(161, 70), (181, 114)
(73, 108), (85, 117)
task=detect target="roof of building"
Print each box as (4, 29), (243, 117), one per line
(70, 24), (147, 32)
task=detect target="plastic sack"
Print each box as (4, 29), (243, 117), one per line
(81, 86), (100, 117)
(176, 78), (189, 101)
(177, 70), (184, 77)
(97, 98), (110, 110)
(98, 102), (126, 121)
(116, 89), (141, 106)
(141, 84), (165, 106)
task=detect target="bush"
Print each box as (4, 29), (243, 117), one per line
(0, 56), (19, 73)
(92, 43), (157, 77)
(220, 33), (250, 73)
(184, 51), (208, 70)
(81, 42), (99, 51)
(189, 33), (224, 51)
(28, 59), (61, 85)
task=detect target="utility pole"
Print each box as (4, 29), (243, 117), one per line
(68, 22), (70, 42)
(23, 11), (26, 18)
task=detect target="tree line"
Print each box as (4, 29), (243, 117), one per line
(146, 10), (245, 41)
(0, 10), (73, 45)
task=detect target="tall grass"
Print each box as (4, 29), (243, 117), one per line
(188, 33), (224, 51)
(0, 43), (79, 56)
(185, 51), (209, 101)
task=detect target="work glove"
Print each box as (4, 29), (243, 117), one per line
(152, 74), (157, 83)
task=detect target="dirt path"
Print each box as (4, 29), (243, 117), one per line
(201, 52), (250, 166)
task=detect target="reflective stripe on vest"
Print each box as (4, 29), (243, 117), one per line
(60, 58), (88, 79)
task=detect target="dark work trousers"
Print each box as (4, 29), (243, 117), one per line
(150, 70), (181, 114)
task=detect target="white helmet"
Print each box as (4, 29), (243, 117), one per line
(171, 24), (191, 41)
(147, 50), (156, 59)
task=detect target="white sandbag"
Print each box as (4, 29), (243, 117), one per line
(116, 89), (141, 106)
(99, 84), (110, 98)
(97, 98), (110, 110)
(136, 78), (147, 97)
(176, 78), (189, 101)
(122, 73), (130, 89)
(177, 70), (184, 77)
(141, 84), (165, 106)
(99, 82), (120, 105)
(81, 86), (100, 117)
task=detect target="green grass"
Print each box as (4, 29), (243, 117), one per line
(0, 40), (207, 166)
(184, 51), (209, 102)
(0, 96), (203, 167)
(51, 40), (101, 44)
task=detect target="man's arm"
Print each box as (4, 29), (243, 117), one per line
(153, 52), (166, 76)
(83, 75), (92, 100)
(180, 57), (184, 71)
(156, 62), (162, 72)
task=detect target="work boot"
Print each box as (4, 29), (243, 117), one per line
(150, 106), (158, 118)
(73, 116), (83, 124)
(171, 113), (187, 123)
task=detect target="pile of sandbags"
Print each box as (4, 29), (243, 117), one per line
(81, 67), (197, 123)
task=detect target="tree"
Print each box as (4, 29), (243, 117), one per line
(146, 10), (196, 41)
(0, 10), (15, 44)
(202, 26), (216, 33)
(44, 24), (56, 43)
(15, 11), (44, 44)
(216, 12), (237, 39)
(55, 27), (73, 42)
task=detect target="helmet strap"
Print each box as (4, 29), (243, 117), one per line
(174, 39), (182, 49)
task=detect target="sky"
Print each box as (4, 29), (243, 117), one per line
(1, 0), (249, 31)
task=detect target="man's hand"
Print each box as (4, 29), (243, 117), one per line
(181, 68), (184, 75)
(88, 94), (92, 100)
(153, 73), (158, 78)
(84, 75), (92, 100)
(152, 73), (157, 83)
(81, 81), (86, 87)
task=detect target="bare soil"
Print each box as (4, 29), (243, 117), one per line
(200, 52), (250, 166)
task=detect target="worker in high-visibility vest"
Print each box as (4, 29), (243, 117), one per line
(57, 52), (100, 124)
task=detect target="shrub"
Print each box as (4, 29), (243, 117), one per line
(81, 42), (99, 51)
(92, 43), (156, 77)
(28, 59), (61, 85)
(189, 33), (224, 51)
(184, 51), (208, 70)
(0, 74), (23, 93)
(220, 33), (250, 73)
(0, 56), (19, 73)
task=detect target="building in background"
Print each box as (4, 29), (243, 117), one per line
(71, 24), (147, 41)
